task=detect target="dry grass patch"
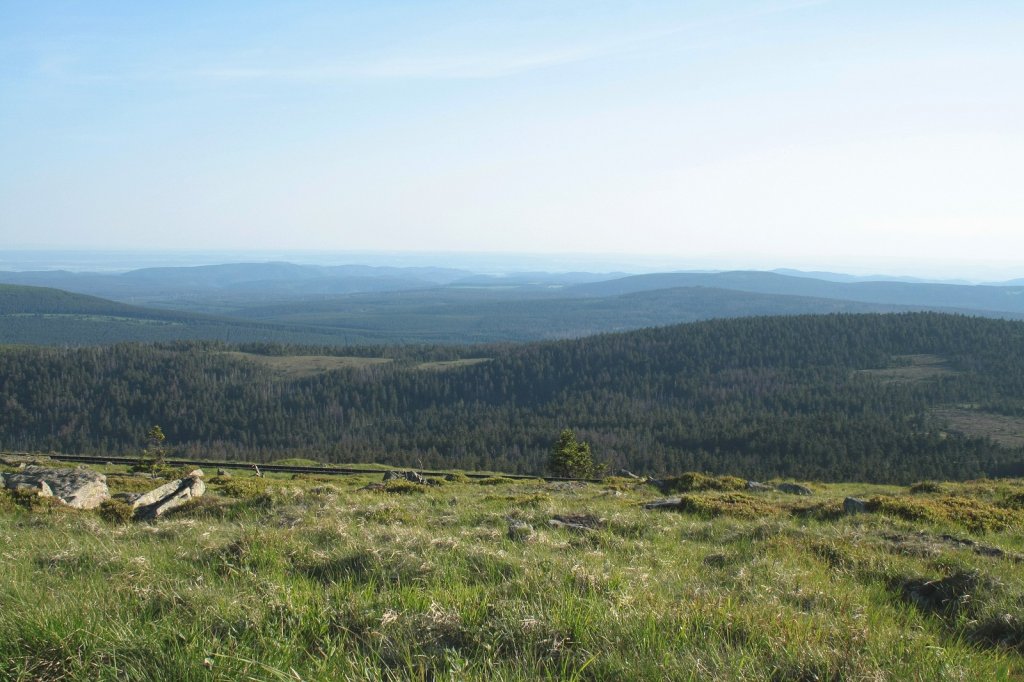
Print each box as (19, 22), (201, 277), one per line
(931, 407), (1024, 448)
(220, 351), (392, 378)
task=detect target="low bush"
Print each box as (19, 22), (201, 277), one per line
(160, 496), (229, 520)
(0, 489), (19, 513)
(6, 488), (64, 512)
(601, 476), (641, 491)
(378, 480), (427, 495)
(1000, 492), (1024, 510)
(661, 472), (747, 493)
(789, 501), (844, 521)
(867, 495), (1021, 533)
(477, 477), (516, 486)
(909, 481), (946, 494)
(212, 476), (270, 498)
(98, 499), (134, 524)
(674, 493), (779, 519)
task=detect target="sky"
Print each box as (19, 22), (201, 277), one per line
(1, 1), (1022, 278)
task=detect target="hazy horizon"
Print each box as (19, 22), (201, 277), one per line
(2, 2), (1022, 274)
(2, 247), (1023, 283)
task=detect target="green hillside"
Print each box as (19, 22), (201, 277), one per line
(2, 313), (1023, 482)
(0, 283), (175, 316)
(1, 463), (1023, 680)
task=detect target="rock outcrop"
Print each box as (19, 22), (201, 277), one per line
(133, 469), (206, 519)
(2, 465), (109, 509)
(2, 474), (53, 498)
(776, 483), (812, 496)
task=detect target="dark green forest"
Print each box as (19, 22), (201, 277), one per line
(2, 312), (1024, 482)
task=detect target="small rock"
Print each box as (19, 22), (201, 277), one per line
(548, 513), (604, 532)
(644, 497), (683, 510)
(383, 470), (427, 485)
(776, 483), (812, 496)
(188, 469), (205, 479)
(843, 497), (868, 514)
(217, 468), (230, 477)
(113, 492), (143, 504)
(746, 480), (773, 492)
(613, 469), (641, 480)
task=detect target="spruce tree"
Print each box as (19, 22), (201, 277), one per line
(549, 428), (595, 478)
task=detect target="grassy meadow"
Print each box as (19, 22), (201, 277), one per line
(1, 463), (1023, 681)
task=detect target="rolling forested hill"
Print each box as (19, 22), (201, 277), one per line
(3, 279), (1011, 347)
(224, 285), (941, 342)
(2, 312), (1023, 482)
(0, 284), (397, 346)
(568, 271), (1024, 314)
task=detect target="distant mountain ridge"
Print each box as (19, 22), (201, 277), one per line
(0, 262), (475, 303)
(4, 280), (1021, 347)
(567, 271), (1024, 315)
(4, 262), (1024, 315)
(771, 269), (976, 285)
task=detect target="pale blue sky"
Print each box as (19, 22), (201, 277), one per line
(1, 1), (1022, 277)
